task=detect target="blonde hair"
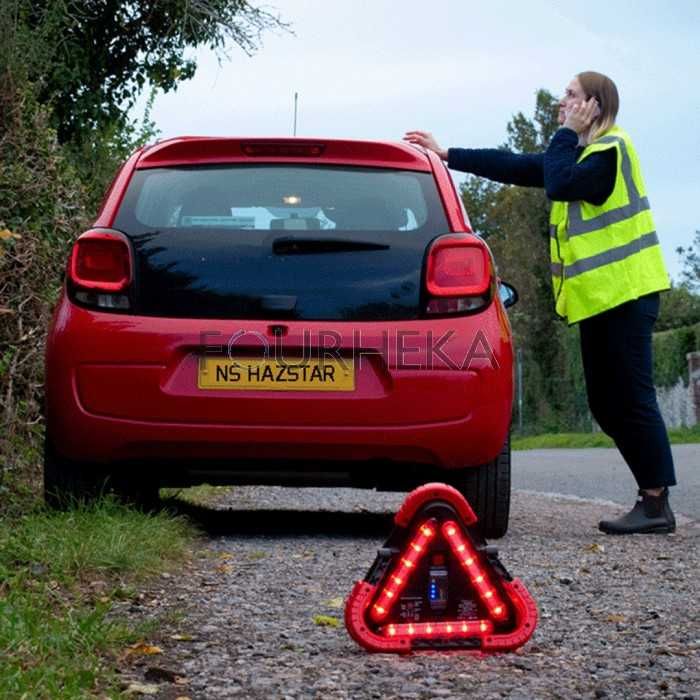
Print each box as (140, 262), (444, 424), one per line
(576, 71), (619, 144)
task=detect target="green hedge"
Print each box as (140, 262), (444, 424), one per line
(653, 323), (700, 387)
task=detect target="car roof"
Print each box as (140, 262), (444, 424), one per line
(136, 136), (432, 172)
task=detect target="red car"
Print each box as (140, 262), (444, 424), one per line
(44, 137), (517, 537)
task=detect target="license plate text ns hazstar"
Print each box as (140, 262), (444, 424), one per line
(198, 356), (355, 391)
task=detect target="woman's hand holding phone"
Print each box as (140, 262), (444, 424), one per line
(563, 97), (600, 135)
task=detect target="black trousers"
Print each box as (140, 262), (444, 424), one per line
(579, 292), (676, 489)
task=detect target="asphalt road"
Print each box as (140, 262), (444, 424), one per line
(135, 476), (700, 698)
(512, 444), (699, 521)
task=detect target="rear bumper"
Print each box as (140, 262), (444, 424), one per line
(45, 296), (513, 472)
(46, 401), (508, 470)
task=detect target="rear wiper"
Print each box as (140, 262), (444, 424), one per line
(272, 237), (390, 255)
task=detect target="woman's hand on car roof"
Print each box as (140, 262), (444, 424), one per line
(403, 131), (448, 161)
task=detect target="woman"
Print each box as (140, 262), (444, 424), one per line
(405, 71), (676, 535)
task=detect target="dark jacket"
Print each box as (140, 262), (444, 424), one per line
(446, 127), (616, 205)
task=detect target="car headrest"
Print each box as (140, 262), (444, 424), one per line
(179, 188), (232, 220)
(328, 197), (408, 230)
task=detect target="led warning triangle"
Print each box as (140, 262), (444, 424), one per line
(345, 483), (538, 653)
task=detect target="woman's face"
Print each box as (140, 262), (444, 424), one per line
(558, 77), (586, 125)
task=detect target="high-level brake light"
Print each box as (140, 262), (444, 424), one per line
(241, 142), (325, 157)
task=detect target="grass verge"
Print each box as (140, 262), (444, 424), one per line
(512, 424), (700, 450)
(160, 483), (233, 507)
(0, 497), (197, 699)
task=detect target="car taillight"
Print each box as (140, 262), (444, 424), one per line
(425, 234), (491, 315)
(68, 229), (132, 310)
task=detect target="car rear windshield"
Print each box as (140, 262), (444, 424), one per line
(111, 164), (451, 321)
(114, 164), (448, 235)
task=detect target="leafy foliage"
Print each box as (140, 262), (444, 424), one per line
(460, 177), (502, 238)
(6, 0), (288, 144)
(0, 3), (274, 695)
(506, 89), (560, 152)
(0, 0), (284, 494)
(0, 82), (86, 491)
(676, 229), (700, 292)
(656, 284), (700, 331)
(653, 323), (700, 387)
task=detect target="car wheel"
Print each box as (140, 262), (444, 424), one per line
(44, 438), (160, 511)
(43, 437), (105, 508)
(453, 435), (511, 539)
(111, 473), (162, 512)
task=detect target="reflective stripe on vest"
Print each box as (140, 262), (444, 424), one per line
(549, 135), (650, 240)
(551, 230), (659, 278)
(567, 136), (650, 236)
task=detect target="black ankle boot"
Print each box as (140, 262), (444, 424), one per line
(598, 488), (676, 535)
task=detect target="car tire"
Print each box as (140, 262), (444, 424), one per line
(111, 475), (162, 513)
(43, 437), (105, 508)
(454, 435), (511, 539)
(44, 437), (160, 511)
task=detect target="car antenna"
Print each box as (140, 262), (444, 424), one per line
(293, 91), (298, 136)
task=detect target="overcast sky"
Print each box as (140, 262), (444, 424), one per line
(139, 0), (699, 281)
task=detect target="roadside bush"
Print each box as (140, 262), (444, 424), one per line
(0, 77), (154, 502)
(653, 323), (700, 388)
(517, 323), (591, 435)
(0, 80), (88, 498)
(656, 285), (700, 331)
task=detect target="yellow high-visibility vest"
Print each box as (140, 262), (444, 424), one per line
(549, 126), (670, 324)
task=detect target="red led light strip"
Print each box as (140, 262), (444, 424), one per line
(441, 520), (508, 621)
(369, 519), (437, 623)
(345, 484), (539, 654)
(382, 619), (494, 639)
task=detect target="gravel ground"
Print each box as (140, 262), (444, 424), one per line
(118, 487), (700, 700)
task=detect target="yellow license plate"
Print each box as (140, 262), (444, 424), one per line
(198, 356), (355, 391)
